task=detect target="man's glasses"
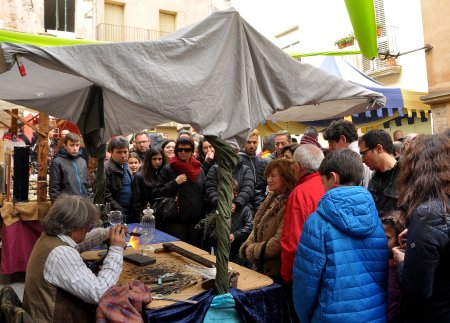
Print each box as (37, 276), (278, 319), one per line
(176, 148), (192, 153)
(360, 148), (374, 158)
(135, 141), (149, 145)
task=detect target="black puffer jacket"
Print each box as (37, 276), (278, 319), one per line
(205, 159), (255, 212)
(397, 198), (450, 322)
(230, 205), (253, 254)
(154, 164), (205, 223)
(368, 162), (400, 216)
(49, 148), (93, 203)
(238, 151), (267, 211)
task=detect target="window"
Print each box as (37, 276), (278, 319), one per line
(362, 0), (391, 72)
(103, 3), (125, 42)
(44, 0), (75, 32)
(159, 11), (176, 33)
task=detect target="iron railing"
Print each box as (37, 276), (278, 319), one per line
(96, 23), (170, 42)
(342, 25), (399, 73)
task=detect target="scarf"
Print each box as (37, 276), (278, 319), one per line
(300, 134), (322, 148)
(169, 155), (202, 182)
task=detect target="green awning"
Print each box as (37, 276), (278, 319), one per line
(0, 29), (99, 46)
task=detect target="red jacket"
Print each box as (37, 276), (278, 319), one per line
(280, 172), (324, 283)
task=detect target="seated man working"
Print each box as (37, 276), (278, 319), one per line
(23, 194), (127, 322)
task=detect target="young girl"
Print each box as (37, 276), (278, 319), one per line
(128, 152), (141, 175)
(381, 211), (405, 323)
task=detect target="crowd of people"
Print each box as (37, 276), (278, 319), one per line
(24, 121), (449, 322)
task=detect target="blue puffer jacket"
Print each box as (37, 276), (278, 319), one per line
(293, 186), (388, 322)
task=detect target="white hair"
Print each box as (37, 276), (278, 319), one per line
(293, 144), (324, 173)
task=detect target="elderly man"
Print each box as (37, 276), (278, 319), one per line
(132, 131), (151, 162)
(323, 119), (372, 188)
(280, 144), (325, 322)
(23, 195), (126, 322)
(265, 130), (292, 162)
(359, 129), (399, 216)
(281, 144), (325, 283)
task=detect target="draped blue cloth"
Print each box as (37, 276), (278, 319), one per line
(144, 284), (288, 323)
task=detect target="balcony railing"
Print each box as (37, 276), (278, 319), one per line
(96, 23), (170, 42)
(341, 25), (400, 76)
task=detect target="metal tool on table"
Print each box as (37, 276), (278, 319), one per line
(159, 243), (216, 268)
(153, 294), (198, 304)
(158, 242), (239, 290)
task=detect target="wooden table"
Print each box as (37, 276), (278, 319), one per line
(84, 240), (273, 309)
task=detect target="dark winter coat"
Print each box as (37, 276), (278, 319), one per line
(49, 148), (93, 203)
(238, 150), (267, 211)
(154, 164), (205, 223)
(368, 162), (400, 216)
(104, 159), (134, 214)
(230, 205), (253, 254)
(205, 159), (255, 212)
(396, 198), (450, 322)
(196, 155), (216, 176)
(132, 168), (161, 218)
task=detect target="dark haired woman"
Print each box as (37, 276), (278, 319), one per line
(154, 136), (205, 246)
(281, 143), (300, 160)
(161, 139), (175, 162)
(132, 147), (166, 221)
(196, 136), (216, 175)
(393, 134), (450, 322)
(239, 158), (296, 281)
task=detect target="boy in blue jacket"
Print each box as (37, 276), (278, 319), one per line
(293, 149), (388, 322)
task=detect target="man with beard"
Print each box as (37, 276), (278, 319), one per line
(238, 129), (267, 213)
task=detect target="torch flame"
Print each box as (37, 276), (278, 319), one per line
(129, 228), (140, 250)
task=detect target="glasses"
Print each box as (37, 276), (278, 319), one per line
(176, 148), (192, 153)
(360, 148), (374, 158)
(135, 141), (149, 145)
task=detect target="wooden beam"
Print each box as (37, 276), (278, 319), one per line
(11, 109), (18, 136)
(0, 120), (10, 128)
(37, 113), (49, 202)
(4, 109), (46, 137)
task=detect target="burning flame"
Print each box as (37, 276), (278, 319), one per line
(129, 228), (140, 250)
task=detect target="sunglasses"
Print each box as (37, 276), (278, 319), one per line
(176, 148), (192, 153)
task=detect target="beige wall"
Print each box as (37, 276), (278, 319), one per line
(421, 0), (450, 92)
(420, 0), (450, 131)
(0, 0), (96, 40)
(0, 0), (44, 33)
(97, 0), (211, 32)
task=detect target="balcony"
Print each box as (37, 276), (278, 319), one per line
(96, 23), (170, 42)
(342, 25), (402, 78)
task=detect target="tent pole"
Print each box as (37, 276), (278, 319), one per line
(37, 113), (49, 202)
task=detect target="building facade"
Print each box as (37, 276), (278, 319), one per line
(232, 0), (432, 135)
(1, 0), (230, 41)
(420, 0), (450, 132)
